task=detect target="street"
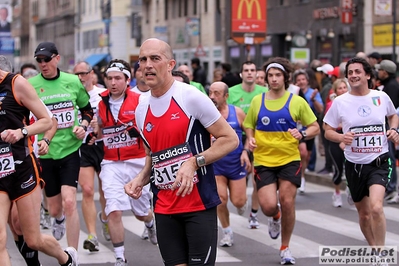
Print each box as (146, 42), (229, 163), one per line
(7, 179), (399, 266)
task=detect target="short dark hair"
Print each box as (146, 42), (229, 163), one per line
(240, 61), (256, 73)
(345, 57), (374, 89)
(221, 63), (231, 72)
(20, 63), (37, 74)
(172, 70), (190, 84)
(263, 57), (293, 89)
(191, 57), (200, 65)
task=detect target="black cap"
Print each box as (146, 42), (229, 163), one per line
(368, 52), (381, 60)
(34, 42), (58, 57)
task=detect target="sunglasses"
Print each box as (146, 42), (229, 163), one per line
(35, 55), (56, 63)
(74, 71), (91, 76)
(109, 62), (128, 71)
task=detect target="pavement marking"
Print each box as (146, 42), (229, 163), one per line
(122, 216), (242, 263)
(383, 206), (399, 222)
(296, 210), (399, 247)
(228, 213), (321, 258)
(40, 226), (116, 264)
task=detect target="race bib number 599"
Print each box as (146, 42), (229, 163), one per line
(152, 142), (199, 190)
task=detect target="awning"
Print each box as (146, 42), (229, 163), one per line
(85, 53), (108, 66)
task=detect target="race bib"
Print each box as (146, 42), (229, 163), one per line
(152, 142), (199, 190)
(0, 144), (15, 178)
(47, 101), (75, 129)
(350, 124), (385, 153)
(102, 123), (137, 149)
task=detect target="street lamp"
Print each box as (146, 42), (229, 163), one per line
(327, 29), (335, 39)
(285, 33), (292, 42)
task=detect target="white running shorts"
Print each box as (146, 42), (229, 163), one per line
(99, 158), (151, 216)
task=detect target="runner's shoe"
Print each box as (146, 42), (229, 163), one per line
(248, 214), (260, 229)
(64, 247), (78, 266)
(219, 231), (234, 247)
(141, 226), (149, 240)
(52, 218), (66, 240)
(268, 217), (281, 239)
(83, 234), (100, 252)
(98, 211), (111, 241)
(280, 247), (295, 265)
(147, 225), (158, 245)
(115, 258), (127, 266)
(332, 193), (342, 207)
(41, 212), (51, 229)
(237, 200), (248, 216)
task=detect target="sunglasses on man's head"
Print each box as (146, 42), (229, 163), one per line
(109, 62), (128, 71)
(35, 54), (56, 63)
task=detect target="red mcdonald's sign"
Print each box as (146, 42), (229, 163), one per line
(231, 0), (267, 44)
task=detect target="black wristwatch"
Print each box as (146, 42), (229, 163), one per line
(80, 125), (88, 131)
(390, 128), (399, 134)
(300, 130), (307, 140)
(20, 127), (28, 138)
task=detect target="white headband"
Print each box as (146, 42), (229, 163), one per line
(266, 63), (286, 73)
(106, 67), (131, 79)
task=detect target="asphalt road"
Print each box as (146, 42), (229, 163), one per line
(8, 177), (399, 266)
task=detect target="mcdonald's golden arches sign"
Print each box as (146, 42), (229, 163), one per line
(231, 0), (267, 44)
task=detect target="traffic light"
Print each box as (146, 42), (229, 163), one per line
(101, 0), (111, 20)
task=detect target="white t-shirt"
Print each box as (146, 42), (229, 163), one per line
(131, 85), (151, 96)
(324, 89), (396, 164)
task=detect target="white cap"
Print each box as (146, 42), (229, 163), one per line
(316, 64), (334, 74)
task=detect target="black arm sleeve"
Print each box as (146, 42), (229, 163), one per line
(79, 102), (94, 124)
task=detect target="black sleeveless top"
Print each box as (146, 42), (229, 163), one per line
(0, 73), (31, 160)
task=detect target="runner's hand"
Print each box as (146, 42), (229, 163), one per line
(240, 150), (251, 173)
(171, 157), (196, 197)
(37, 139), (49, 155)
(125, 178), (143, 199)
(248, 137), (257, 151)
(1, 129), (23, 144)
(73, 125), (86, 140)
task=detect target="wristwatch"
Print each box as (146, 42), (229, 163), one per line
(300, 130), (307, 140)
(390, 128), (399, 134)
(20, 127), (28, 138)
(195, 155), (206, 168)
(80, 125), (88, 131)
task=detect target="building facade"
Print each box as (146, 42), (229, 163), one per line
(8, 0), (399, 75)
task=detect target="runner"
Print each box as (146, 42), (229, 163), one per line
(125, 38), (238, 265)
(97, 59), (157, 266)
(29, 42), (93, 250)
(209, 81), (251, 247)
(243, 57), (319, 265)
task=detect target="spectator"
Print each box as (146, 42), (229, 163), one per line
(191, 57), (207, 87)
(221, 63), (241, 87)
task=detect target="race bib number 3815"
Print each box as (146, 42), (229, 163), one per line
(350, 124), (385, 153)
(152, 142), (199, 190)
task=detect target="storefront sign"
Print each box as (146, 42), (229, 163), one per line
(290, 48), (310, 63)
(231, 0), (267, 44)
(373, 24), (399, 46)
